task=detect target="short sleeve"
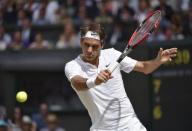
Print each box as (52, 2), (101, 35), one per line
(120, 56), (137, 73)
(110, 48), (137, 73)
(65, 61), (82, 81)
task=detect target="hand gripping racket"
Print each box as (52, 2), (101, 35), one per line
(108, 10), (162, 72)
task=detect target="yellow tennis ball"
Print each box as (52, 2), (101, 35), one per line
(16, 91), (28, 103)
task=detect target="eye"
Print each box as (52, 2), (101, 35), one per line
(92, 45), (98, 49)
(84, 43), (89, 48)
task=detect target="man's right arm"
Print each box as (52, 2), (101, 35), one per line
(71, 75), (89, 91)
(70, 70), (112, 91)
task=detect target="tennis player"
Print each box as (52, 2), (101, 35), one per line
(65, 23), (177, 131)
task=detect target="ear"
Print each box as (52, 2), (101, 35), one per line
(80, 39), (84, 46)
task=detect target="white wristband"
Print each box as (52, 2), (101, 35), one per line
(86, 77), (96, 88)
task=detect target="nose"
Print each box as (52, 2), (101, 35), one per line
(87, 46), (93, 53)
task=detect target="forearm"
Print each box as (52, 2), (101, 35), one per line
(70, 70), (112, 91)
(134, 48), (177, 74)
(140, 58), (162, 74)
(71, 75), (89, 91)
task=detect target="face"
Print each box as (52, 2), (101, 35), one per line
(14, 107), (22, 119)
(40, 103), (48, 116)
(81, 38), (102, 63)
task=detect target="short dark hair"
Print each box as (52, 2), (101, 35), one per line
(80, 23), (106, 45)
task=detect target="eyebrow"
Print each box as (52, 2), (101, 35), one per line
(84, 42), (99, 46)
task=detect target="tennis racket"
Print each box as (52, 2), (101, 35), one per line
(108, 10), (162, 73)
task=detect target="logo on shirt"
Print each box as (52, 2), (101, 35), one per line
(105, 63), (110, 67)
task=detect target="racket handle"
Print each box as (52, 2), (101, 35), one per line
(108, 61), (119, 73)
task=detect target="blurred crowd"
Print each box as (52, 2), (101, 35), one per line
(0, 0), (192, 51)
(0, 103), (66, 131)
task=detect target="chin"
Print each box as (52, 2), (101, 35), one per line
(86, 57), (94, 61)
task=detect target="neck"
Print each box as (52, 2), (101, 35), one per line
(80, 54), (99, 67)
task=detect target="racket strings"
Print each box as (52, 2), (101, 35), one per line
(129, 11), (161, 47)
(136, 13), (161, 39)
(140, 13), (160, 34)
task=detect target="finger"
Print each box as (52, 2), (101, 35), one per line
(99, 73), (108, 82)
(159, 48), (163, 52)
(170, 54), (177, 58)
(97, 75), (107, 83)
(166, 48), (178, 54)
(105, 69), (112, 74)
(163, 49), (171, 55)
(165, 50), (177, 56)
(158, 48), (163, 55)
(104, 69), (111, 76)
(109, 75), (113, 79)
(102, 70), (111, 79)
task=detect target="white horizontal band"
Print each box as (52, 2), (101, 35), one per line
(86, 77), (96, 88)
(82, 31), (100, 40)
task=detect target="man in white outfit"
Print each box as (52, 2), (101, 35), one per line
(65, 23), (177, 131)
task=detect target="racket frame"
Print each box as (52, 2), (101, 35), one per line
(108, 10), (161, 73)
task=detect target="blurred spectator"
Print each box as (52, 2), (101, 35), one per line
(29, 33), (52, 50)
(179, 0), (190, 12)
(135, 0), (152, 23)
(2, 0), (17, 25)
(95, 5), (113, 25)
(32, 0), (50, 25)
(84, 0), (99, 19)
(15, 0), (32, 18)
(147, 28), (166, 42)
(0, 26), (11, 51)
(56, 8), (71, 25)
(154, 0), (174, 22)
(32, 6), (49, 25)
(0, 119), (8, 131)
(73, 5), (92, 27)
(0, 106), (7, 120)
(45, 0), (59, 24)
(56, 22), (79, 49)
(182, 8), (192, 36)
(109, 0), (121, 16)
(116, 6), (135, 24)
(17, 9), (27, 26)
(20, 18), (35, 48)
(24, 0), (41, 13)
(106, 22), (124, 47)
(9, 107), (23, 131)
(21, 115), (36, 131)
(61, 0), (79, 18)
(0, 0), (190, 48)
(32, 103), (49, 131)
(0, 10), (4, 25)
(115, 0), (135, 23)
(40, 114), (66, 131)
(8, 31), (23, 50)
(15, 0), (25, 11)
(169, 14), (184, 40)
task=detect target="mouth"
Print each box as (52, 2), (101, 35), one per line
(85, 54), (93, 57)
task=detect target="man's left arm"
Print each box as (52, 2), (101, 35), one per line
(133, 48), (177, 74)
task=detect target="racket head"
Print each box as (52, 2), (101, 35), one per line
(128, 10), (162, 48)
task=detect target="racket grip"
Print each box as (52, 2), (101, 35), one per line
(108, 61), (119, 73)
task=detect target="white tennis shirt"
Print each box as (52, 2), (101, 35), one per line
(65, 48), (147, 131)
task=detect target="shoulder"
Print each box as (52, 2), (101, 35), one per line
(65, 57), (83, 80)
(101, 48), (121, 58)
(102, 48), (115, 53)
(65, 57), (81, 69)
(102, 48), (120, 55)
